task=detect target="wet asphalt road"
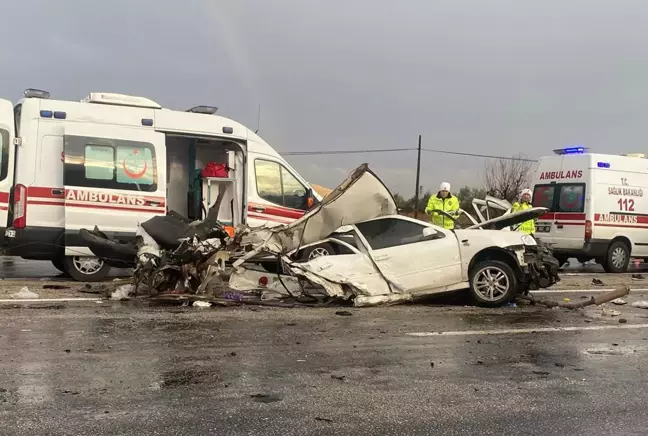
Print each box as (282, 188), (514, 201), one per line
(1, 301), (648, 435)
(0, 256), (128, 280)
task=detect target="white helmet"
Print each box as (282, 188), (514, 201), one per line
(439, 182), (451, 192)
(520, 188), (532, 198)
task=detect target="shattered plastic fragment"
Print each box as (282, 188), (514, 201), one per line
(111, 285), (134, 301)
(601, 307), (621, 317)
(11, 287), (39, 299)
(221, 291), (243, 302)
(192, 301), (212, 308)
(612, 298), (627, 305)
(631, 301), (648, 309)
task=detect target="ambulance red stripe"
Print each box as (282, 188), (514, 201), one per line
(538, 213), (586, 221)
(248, 203), (304, 219)
(247, 211), (294, 224)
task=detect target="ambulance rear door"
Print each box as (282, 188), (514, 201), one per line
(63, 123), (166, 255)
(0, 99), (15, 245)
(533, 154), (587, 248)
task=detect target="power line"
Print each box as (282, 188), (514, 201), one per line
(279, 147), (538, 162)
(422, 148), (538, 162)
(280, 148), (414, 156)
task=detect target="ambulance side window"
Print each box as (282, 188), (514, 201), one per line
(0, 128), (8, 182)
(85, 145), (114, 180)
(64, 135), (157, 192)
(254, 159), (308, 210)
(557, 184), (585, 213)
(532, 185), (555, 209)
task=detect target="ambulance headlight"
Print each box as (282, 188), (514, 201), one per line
(521, 234), (537, 246)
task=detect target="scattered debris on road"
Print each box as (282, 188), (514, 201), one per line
(111, 285), (134, 301)
(519, 286), (630, 310)
(612, 298), (627, 305)
(631, 301), (648, 309)
(11, 287), (39, 299)
(602, 308), (622, 317)
(592, 278), (605, 286)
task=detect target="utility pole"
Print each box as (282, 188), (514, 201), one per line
(414, 135), (422, 219)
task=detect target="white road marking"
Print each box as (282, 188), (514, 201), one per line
(407, 323), (648, 337)
(535, 288), (648, 293)
(0, 298), (102, 303)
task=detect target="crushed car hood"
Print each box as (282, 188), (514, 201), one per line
(467, 207), (548, 230)
(240, 164), (397, 254)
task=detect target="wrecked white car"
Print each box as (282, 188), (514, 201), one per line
(279, 211), (557, 307)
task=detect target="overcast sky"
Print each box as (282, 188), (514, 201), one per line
(2, 0), (647, 196)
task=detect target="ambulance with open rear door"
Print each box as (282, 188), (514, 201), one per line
(0, 89), (318, 281)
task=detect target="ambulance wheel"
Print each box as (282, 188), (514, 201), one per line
(63, 256), (111, 282)
(555, 255), (569, 268)
(603, 241), (630, 273)
(51, 258), (67, 274)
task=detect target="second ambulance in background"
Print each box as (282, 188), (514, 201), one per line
(531, 146), (648, 273)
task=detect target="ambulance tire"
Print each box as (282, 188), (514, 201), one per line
(555, 255), (569, 268)
(63, 256), (111, 282)
(51, 258), (67, 274)
(603, 241), (631, 273)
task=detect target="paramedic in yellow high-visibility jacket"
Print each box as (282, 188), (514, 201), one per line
(425, 182), (460, 229)
(512, 188), (536, 235)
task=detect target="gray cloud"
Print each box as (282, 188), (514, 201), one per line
(2, 0), (648, 196)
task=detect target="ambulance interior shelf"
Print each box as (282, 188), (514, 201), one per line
(202, 176), (238, 225)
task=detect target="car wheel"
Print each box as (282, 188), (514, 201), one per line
(603, 241), (630, 273)
(51, 258), (67, 274)
(469, 260), (518, 307)
(63, 256), (111, 282)
(300, 243), (335, 261)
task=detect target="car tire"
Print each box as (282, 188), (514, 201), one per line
(63, 256), (111, 282)
(469, 260), (518, 307)
(51, 258), (67, 274)
(300, 243), (335, 262)
(603, 241), (630, 273)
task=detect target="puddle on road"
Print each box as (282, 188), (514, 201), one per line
(461, 311), (560, 326)
(160, 368), (221, 389)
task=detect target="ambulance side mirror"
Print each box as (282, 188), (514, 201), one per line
(306, 188), (316, 209)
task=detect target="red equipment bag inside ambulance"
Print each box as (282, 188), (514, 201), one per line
(201, 162), (229, 178)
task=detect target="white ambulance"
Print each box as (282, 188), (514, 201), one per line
(531, 146), (648, 273)
(0, 89), (318, 281)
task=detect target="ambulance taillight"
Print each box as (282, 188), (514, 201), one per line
(13, 184), (27, 229)
(585, 220), (592, 241)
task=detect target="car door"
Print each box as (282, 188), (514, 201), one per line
(0, 99), (15, 245)
(248, 157), (312, 227)
(355, 217), (463, 293)
(63, 123), (166, 256)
